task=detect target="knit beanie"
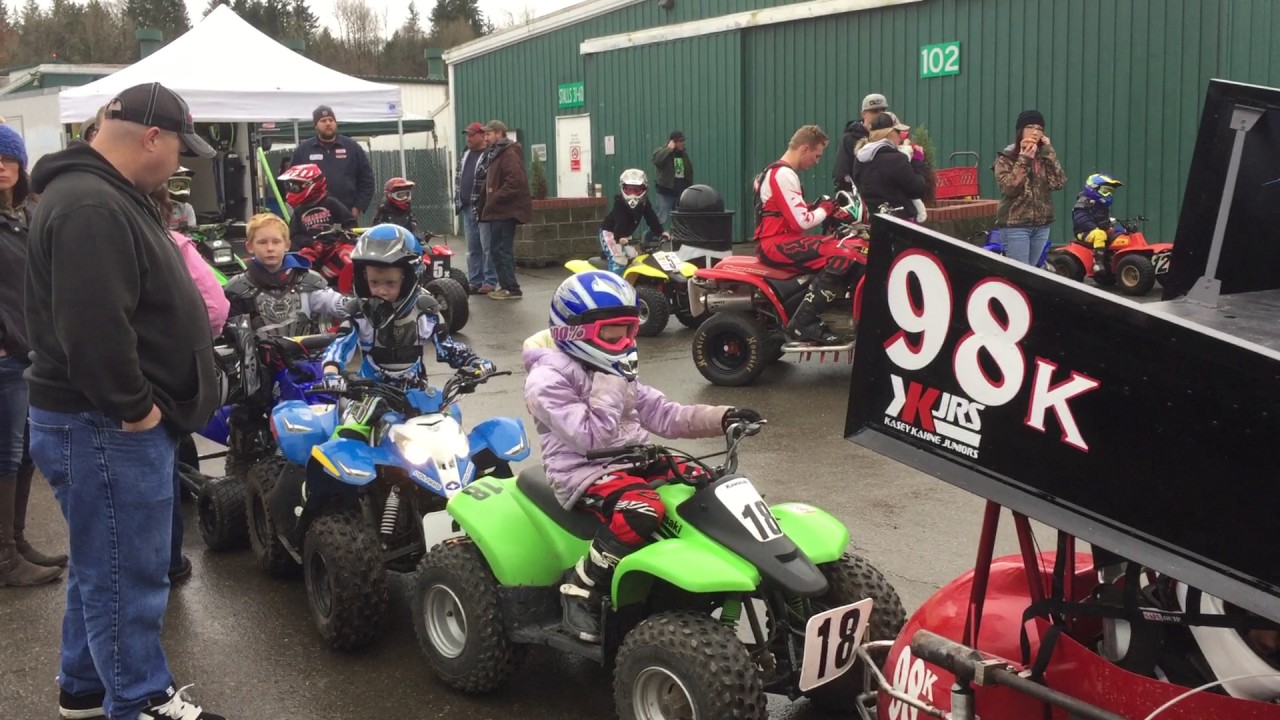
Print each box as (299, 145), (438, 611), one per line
(0, 124), (28, 171)
(1016, 110), (1046, 137)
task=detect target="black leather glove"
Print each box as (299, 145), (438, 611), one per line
(722, 407), (764, 431)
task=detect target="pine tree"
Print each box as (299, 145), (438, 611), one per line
(428, 0), (487, 38)
(126, 0), (191, 43)
(202, 0), (226, 16)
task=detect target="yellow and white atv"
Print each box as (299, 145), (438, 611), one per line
(565, 232), (705, 336)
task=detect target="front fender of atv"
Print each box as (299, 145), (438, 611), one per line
(272, 400), (339, 466)
(446, 478), (588, 587)
(309, 437), (389, 486)
(467, 417), (531, 463)
(771, 502), (851, 565)
(564, 259), (595, 274)
(623, 262), (668, 283)
(613, 537), (761, 608)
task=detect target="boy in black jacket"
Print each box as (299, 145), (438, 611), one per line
(279, 163), (356, 252)
(372, 177), (419, 235)
(599, 168), (668, 273)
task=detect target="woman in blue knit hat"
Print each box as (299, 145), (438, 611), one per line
(0, 123), (67, 587)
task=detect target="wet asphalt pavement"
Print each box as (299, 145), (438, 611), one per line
(0, 238), (1092, 720)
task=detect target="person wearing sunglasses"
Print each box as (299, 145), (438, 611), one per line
(522, 270), (762, 643)
(372, 176), (418, 236)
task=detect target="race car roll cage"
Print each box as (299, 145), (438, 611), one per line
(843, 79), (1280, 720)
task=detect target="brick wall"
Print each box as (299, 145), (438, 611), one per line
(922, 199), (999, 245)
(514, 198), (608, 268)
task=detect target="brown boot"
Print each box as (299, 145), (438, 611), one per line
(0, 473), (63, 587)
(13, 465), (68, 567)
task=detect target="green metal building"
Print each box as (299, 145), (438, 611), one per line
(446, 0), (1280, 243)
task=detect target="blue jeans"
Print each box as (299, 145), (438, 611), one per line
(0, 354), (31, 476)
(28, 407), (177, 720)
(1001, 225), (1051, 267)
(463, 206), (497, 288)
(170, 464), (184, 574)
(486, 219), (520, 292)
(653, 191), (678, 227)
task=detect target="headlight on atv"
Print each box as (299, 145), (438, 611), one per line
(213, 248), (234, 264)
(390, 419), (469, 468)
(394, 433), (435, 466)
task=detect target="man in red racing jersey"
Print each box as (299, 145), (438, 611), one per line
(754, 124), (859, 344)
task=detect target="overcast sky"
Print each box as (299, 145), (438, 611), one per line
(178, 0), (586, 35)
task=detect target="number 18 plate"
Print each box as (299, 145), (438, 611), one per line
(798, 597), (874, 691)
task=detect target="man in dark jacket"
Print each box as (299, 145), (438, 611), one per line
(477, 120), (532, 300)
(832, 93), (889, 191)
(455, 122), (495, 293)
(290, 105), (375, 220)
(851, 113), (927, 220)
(651, 130), (693, 226)
(24, 83), (225, 720)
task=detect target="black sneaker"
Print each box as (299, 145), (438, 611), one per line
(168, 555), (192, 584)
(139, 685), (224, 720)
(58, 688), (105, 719)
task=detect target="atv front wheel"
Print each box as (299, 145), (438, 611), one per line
(691, 311), (770, 386)
(449, 267), (469, 291)
(1048, 252), (1085, 282)
(197, 475), (248, 551)
(636, 285), (670, 336)
(412, 539), (525, 693)
(246, 458), (297, 576)
(303, 511), (389, 651)
(802, 553), (907, 713)
(425, 277), (471, 334)
(615, 612), (767, 720)
(1116, 254), (1156, 296)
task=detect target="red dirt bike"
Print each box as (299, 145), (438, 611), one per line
(688, 188), (878, 386)
(1046, 216), (1173, 296)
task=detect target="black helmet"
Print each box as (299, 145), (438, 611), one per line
(351, 224), (423, 326)
(676, 184), (725, 213)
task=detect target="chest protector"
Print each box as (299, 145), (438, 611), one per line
(365, 294), (440, 373)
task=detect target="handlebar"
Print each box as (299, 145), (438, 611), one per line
(583, 420), (766, 485)
(304, 368), (508, 417)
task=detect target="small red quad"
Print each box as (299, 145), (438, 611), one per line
(1047, 215), (1173, 296)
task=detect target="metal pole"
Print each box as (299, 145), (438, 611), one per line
(962, 501), (1001, 647)
(398, 118), (407, 177)
(293, 121), (299, 145)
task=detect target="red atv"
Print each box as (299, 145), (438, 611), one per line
(1047, 216), (1173, 296)
(688, 188), (872, 386)
(335, 229), (470, 333)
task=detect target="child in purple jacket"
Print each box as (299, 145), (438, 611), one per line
(522, 270), (761, 643)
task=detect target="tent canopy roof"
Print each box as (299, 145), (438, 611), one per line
(59, 6), (402, 123)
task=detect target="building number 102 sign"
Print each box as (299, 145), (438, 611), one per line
(920, 41), (960, 78)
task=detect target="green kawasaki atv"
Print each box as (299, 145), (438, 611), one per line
(412, 420), (906, 719)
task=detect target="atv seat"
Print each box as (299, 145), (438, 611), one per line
(516, 469), (602, 540)
(717, 255), (810, 281)
(587, 256), (609, 270)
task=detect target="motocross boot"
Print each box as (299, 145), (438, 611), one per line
(560, 532), (632, 643)
(1093, 248), (1108, 274)
(784, 268), (844, 345)
(13, 464), (67, 567)
(0, 473), (63, 587)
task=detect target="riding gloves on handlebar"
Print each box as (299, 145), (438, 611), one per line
(464, 358), (497, 379)
(321, 373), (346, 392)
(722, 407), (764, 431)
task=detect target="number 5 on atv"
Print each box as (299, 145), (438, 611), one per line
(412, 420), (906, 719)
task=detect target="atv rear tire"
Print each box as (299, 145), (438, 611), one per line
(615, 611), (767, 720)
(691, 311), (769, 386)
(1048, 252), (1085, 282)
(636, 285), (670, 336)
(412, 539), (526, 693)
(246, 458), (297, 576)
(303, 511), (388, 651)
(1117, 254), (1156, 296)
(197, 475), (248, 551)
(803, 553), (907, 713)
(426, 277), (470, 334)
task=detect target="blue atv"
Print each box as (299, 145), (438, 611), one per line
(253, 370), (531, 651)
(970, 227), (1050, 268)
(191, 319), (336, 551)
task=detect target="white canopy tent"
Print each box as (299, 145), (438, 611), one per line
(58, 5), (403, 124)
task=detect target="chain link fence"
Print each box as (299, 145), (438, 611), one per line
(267, 147), (455, 235)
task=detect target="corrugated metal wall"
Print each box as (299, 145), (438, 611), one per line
(456, 0), (1280, 244)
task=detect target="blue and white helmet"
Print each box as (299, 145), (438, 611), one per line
(550, 271), (641, 379)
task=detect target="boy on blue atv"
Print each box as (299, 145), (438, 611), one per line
(321, 224), (495, 438)
(1072, 173), (1125, 273)
(522, 270), (760, 643)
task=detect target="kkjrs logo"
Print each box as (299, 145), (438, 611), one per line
(884, 374), (984, 459)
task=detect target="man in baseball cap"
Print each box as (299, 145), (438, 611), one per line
(832, 92), (890, 190)
(289, 103), (375, 218)
(104, 81), (215, 158)
(24, 80), (227, 719)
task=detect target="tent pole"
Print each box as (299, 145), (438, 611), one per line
(398, 118), (406, 177)
(293, 121), (299, 145)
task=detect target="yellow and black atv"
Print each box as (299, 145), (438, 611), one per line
(565, 233), (706, 336)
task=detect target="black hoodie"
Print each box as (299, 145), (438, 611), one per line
(25, 144), (219, 431)
(831, 118), (870, 190)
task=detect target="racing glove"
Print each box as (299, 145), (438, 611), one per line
(722, 407), (764, 431)
(465, 358), (497, 379)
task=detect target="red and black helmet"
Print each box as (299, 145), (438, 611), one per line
(278, 163), (327, 207)
(384, 176), (415, 210)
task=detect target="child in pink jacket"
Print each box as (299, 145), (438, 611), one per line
(150, 186), (227, 336)
(523, 270), (760, 643)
